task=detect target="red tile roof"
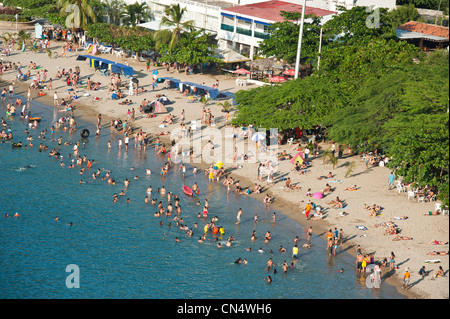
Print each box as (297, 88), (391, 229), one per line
(223, 0), (337, 23)
(398, 21), (449, 39)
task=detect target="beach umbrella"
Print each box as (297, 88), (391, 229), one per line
(215, 161), (224, 169)
(251, 132), (266, 142)
(313, 192), (324, 199)
(269, 76), (286, 83)
(283, 69), (296, 76)
(234, 68), (251, 75)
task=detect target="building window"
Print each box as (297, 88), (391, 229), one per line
(254, 23), (271, 39)
(221, 15), (234, 32)
(236, 18), (252, 36)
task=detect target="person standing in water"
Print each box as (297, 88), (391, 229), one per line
(236, 208), (243, 224)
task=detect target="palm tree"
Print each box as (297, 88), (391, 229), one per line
(57, 0), (98, 30)
(155, 4), (194, 53)
(217, 101), (232, 112)
(103, 0), (125, 25)
(17, 30), (31, 48)
(0, 32), (16, 45)
(121, 1), (151, 27)
(322, 148), (338, 170)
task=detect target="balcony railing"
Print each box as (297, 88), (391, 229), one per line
(221, 23), (234, 32)
(236, 27), (252, 36)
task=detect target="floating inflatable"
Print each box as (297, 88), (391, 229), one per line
(183, 185), (193, 196)
(11, 142), (22, 148)
(80, 129), (90, 138)
(28, 117), (41, 122)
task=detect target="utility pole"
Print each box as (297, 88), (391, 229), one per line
(317, 27), (322, 70)
(294, 0), (307, 79)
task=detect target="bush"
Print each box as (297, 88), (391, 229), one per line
(0, 14), (31, 22)
(0, 7), (21, 16)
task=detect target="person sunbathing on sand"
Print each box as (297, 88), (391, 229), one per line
(328, 197), (343, 209)
(278, 150), (292, 161)
(323, 183), (332, 193)
(428, 240), (449, 245)
(427, 251), (449, 256)
(309, 211), (324, 220)
(392, 235), (413, 241)
(344, 185), (358, 191)
(423, 210), (440, 216)
(285, 177), (301, 190)
(160, 114), (174, 125)
(119, 99), (132, 105)
(368, 206), (379, 217)
(317, 172), (333, 180)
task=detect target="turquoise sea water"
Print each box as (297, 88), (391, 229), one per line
(0, 96), (404, 299)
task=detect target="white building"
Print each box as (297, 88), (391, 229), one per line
(121, 0), (234, 34)
(217, 1), (337, 59)
(120, 0), (396, 32)
(118, 0), (397, 59)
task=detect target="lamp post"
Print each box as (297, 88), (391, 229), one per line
(294, 0), (307, 79)
(15, 13), (19, 33)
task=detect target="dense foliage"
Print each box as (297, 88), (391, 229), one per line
(258, 11), (322, 64)
(87, 23), (154, 53)
(232, 6), (449, 204)
(158, 29), (219, 66)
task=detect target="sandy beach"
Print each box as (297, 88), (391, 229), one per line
(1, 40), (448, 299)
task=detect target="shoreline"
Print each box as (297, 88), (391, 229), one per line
(1, 46), (447, 299)
(8, 79), (418, 299)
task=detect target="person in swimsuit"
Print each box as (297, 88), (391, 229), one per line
(236, 208), (242, 224)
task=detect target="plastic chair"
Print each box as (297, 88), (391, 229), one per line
(191, 120), (197, 131)
(407, 190), (416, 200)
(435, 203), (442, 212)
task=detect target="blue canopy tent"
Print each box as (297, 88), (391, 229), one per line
(159, 77), (182, 89)
(76, 55), (135, 76)
(218, 91), (236, 105)
(180, 81), (220, 99)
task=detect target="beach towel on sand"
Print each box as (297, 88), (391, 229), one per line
(356, 226), (367, 231)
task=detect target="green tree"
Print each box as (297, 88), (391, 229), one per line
(172, 29), (218, 66)
(87, 23), (155, 56)
(325, 50), (449, 152)
(57, 0), (98, 30)
(155, 4), (194, 53)
(103, 0), (125, 25)
(2, 0), (59, 20)
(316, 37), (420, 93)
(258, 11), (322, 64)
(385, 4), (421, 29)
(387, 123), (449, 206)
(397, 0), (448, 12)
(121, 1), (151, 27)
(232, 75), (349, 131)
(322, 6), (396, 45)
